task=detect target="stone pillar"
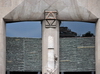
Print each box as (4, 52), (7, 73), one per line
(0, 18), (6, 74)
(42, 10), (59, 74)
(95, 19), (100, 74)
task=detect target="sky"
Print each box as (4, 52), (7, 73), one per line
(6, 21), (95, 38)
(61, 21), (95, 36)
(6, 21), (42, 38)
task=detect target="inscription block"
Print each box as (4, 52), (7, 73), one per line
(48, 49), (54, 70)
(48, 36), (54, 48)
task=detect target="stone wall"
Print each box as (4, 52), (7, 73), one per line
(6, 37), (42, 72)
(6, 37), (95, 72)
(60, 38), (95, 72)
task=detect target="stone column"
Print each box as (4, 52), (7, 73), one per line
(0, 18), (6, 74)
(95, 19), (100, 74)
(42, 10), (59, 74)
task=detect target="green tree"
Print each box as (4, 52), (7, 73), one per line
(82, 31), (95, 37)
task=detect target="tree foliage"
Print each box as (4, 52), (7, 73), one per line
(82, 31), (95, 37)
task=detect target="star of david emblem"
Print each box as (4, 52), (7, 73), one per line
(44, 10), (57, 28)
